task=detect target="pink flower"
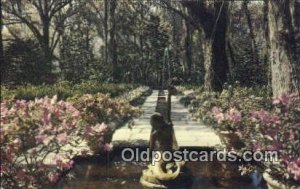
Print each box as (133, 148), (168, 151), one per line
(269, 115), (281, 124)
(286, 158), (300, 181)
(15, 100), (27, 110)
(211, 107), (225, 124)
(251, 110), (271, 125)
(57, 133), (68, 144)
(53, 155), (74, 170)
(35, 134), (52, 145)
(71, 109), (80, 118)
(212, 106), (221, 114)
(215, 113), (225, 124)
(280, 94), (290, 106)
(35, 134), (48, 144)
(272, 93), (291, 106)
(227, 108), (242, 123)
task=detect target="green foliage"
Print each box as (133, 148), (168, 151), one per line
(0, 81), (137, 101)
(3, 39), (52, 85)
(59, 9), (97, 82)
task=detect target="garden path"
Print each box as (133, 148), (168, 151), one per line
(112, 90), (222, 148)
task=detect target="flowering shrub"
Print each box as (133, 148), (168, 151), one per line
(182, 84), (270, 124)
(0, 96), (111, 188)
(82, 123), (113, 153)
(181, 85), (299, 183)
(68, 93), (141, 153)
(247, 93), (300, 183)
(1, 96), (79, 188)
(69, 93), (141, 125)
(211, 106), (242, 132)
(212, 93), (300, 184)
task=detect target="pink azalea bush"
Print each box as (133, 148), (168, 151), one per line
(211, 93), (300, 183)
(69, 93), (141, 125)
(0, 96), (111, 188)
(186, 85), (270, 125)
(82, 123), (113, 153)
(68, 93), (141, 153)
(211, 106), (242, 132)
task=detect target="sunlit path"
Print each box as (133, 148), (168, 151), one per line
(112, 90), (222, 148)
(112, 90), (158, 146)
(171, 93), (222, 147)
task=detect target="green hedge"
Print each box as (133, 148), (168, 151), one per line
(1, 81), (138, 101)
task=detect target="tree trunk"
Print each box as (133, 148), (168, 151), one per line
(185, 21), (193, 77)
(139, 5), (145, 84)
(183, 1), (229, 91)
(42, 19), (51, 62)
(41, 17), (53, 82)
(109, 0), (118, 81)
(263, 0), (272, 95)
(41, 1), (52, 77)
(293, 0), (300, 32)
(212, 17), (229, 91)
(243, 0), (260, 65)
(226, 40), (236, 81)
(171, 13), (182, 77)
(268, 0), (299, 96)
(202, 39), (213, 91)
(0, 0), (4, 82)
(104, 0), (108, 66)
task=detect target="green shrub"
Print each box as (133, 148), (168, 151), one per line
(0, 81), (138, 101)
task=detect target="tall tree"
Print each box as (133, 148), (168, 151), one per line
(293, 0), (300, 32)
(242, 0), (260, 65)
(3, 0), (81, 75)
(268, 0), (300, 96)
(182, 1), (229, 91)
(104, 0), (109, 67)
(109, 0), (118, 81)
(184, 19), (193, 77)
(0, 0), (4, 82)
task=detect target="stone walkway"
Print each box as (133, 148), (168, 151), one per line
(112, 90), (222, 148)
